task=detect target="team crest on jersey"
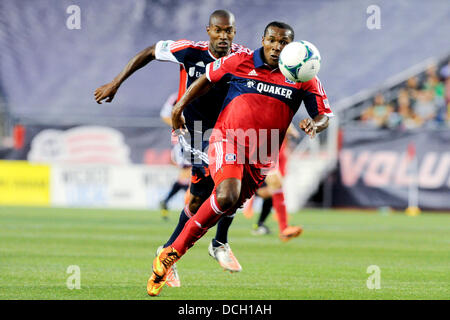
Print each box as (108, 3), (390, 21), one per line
(225, 153), (236, 162)
(285, 78), (296, 85)
(213, 59), (221, 71)
(246, 80), (256, 88)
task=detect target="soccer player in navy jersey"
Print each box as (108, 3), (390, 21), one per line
(159, 92), (190, 223)
(94, 10), (251, 285)
(148, 21), (333, 296)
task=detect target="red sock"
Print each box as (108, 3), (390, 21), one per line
(172, 193), (224, 256)
(272, 191), (288, 232)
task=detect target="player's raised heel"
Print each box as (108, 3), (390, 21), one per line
(208, 240), (242, 272)
(147, 246), (180, 296)
(279, 226), (303, 242)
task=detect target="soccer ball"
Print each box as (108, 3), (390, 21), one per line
(279, 40), (321, 83)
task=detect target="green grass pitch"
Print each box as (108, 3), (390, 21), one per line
(0, 206), (448, 300)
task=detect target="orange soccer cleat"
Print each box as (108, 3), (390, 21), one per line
(155, 246), (181, 288)
(147, 246), (180, 296)
(279, 226), (303, 242)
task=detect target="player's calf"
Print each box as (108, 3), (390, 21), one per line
(187, 194), (205, 213)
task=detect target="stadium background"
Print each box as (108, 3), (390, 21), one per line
(0, 0), (449, 300)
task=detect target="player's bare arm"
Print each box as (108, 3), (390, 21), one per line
(171, 74), (214, 131)
(299, 114), (329, 138)
(287, 123), (300, 139)
(94, 44), (156, 104)
(161, 116), (172, 127)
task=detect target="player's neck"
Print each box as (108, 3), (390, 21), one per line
(262, 56), (277, 69)
(208, 45), (230, 59)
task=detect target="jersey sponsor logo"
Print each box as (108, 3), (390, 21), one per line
(188, 66), (203, 78)
(256, 82), (293, 99)
(248, 69), (258, 76)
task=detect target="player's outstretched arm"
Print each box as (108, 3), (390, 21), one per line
(299, 114), (329, 139)
(171, 74), (214, 131)
(94, 44), (157, 104)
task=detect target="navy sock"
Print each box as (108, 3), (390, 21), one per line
(258, 198), (273, 226)
(163, 208), (190, 248)
(213, 215), (234, 246)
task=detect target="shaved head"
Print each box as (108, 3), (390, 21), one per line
(209, 9), (235, 26)
(206, 9), (236, 58)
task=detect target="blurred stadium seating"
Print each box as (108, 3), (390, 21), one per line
(340, 56), (449, 128)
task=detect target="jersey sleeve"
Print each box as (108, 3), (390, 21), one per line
(155, 39), (194, 64)
(231, 43), (253, 55)
(205, 53), (240, 83)
(301, 76), (333, 118)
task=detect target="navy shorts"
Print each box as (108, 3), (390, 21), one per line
(190, 164), (215, 199)
(177, 130), (214, 199)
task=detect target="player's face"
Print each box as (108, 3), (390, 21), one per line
(207, 16), (236, 57)
(262, 27), (293, 68)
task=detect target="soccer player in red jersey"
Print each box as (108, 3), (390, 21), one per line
(95, 10), (251, 285)
(147, 21), (333, 296)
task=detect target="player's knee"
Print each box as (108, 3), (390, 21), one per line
(188, 195), (204, 213)
(266, 173), (282, 190)
(215, 192), (239, 211)
(215, 178), (241, 211)
(256, 187), (271, 199)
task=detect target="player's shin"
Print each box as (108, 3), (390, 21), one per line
(163, 205), (192, 248)
(172, 193), (224, 255)
(214, 214), (234, 245)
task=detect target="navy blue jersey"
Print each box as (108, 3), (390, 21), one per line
(155, 40), (251, 133)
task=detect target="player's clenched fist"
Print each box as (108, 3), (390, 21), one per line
(94, 82), (119, 104)
(299, 118), (317, 138)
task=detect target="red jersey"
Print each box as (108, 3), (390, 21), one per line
(205, 47), (333, 166)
